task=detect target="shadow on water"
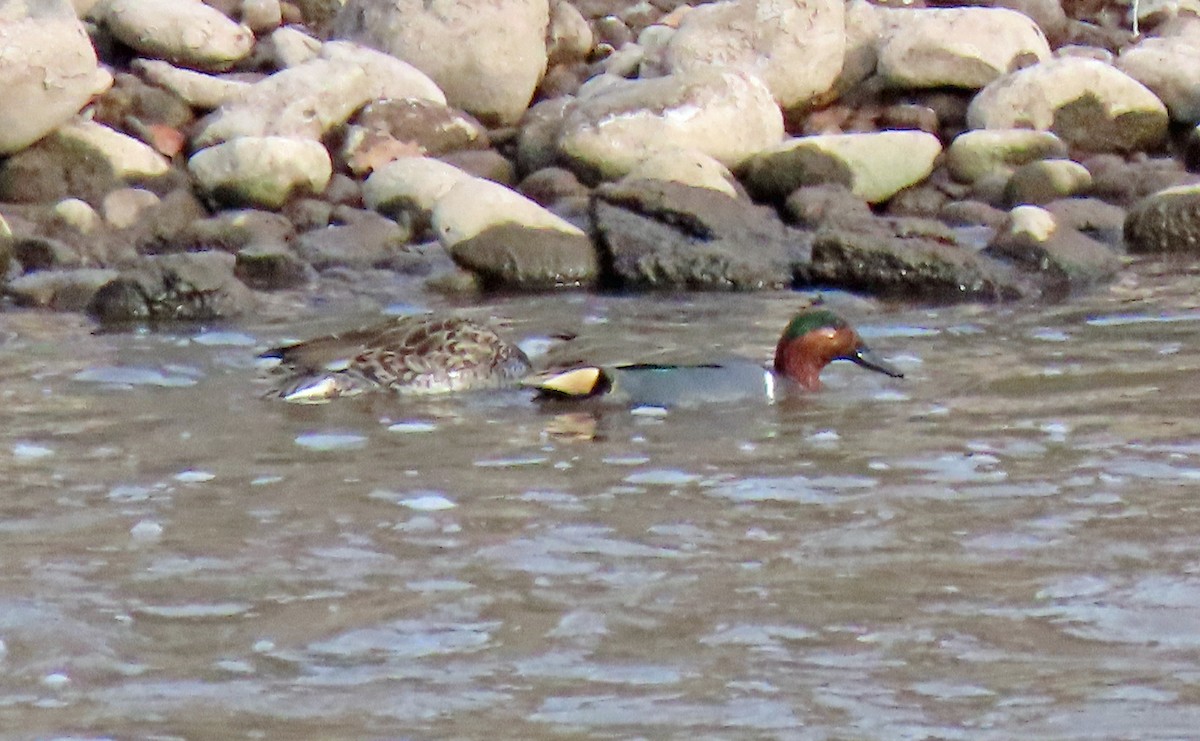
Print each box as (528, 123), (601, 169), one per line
(2, 261), (1200, 737)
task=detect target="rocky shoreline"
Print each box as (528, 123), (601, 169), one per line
(2, 0), (1199, 323)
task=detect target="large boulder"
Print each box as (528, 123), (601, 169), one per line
(875, 6), (1051, 89)
(591, 179), (805, 290)
(807, 218), (1035, 301)
(966, 58), (1169, 153)
(0, 1), (113, 154)
(558, 69), (783, 181)
(661, 0), (845, 111)
(743, 131), (942, 204)
(333, 0), (549, 126)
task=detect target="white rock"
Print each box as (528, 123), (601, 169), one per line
(432, 177), (584, 247)
(319, 41), (446, 105)
(623, 148), (740, 197)
(52, 198), (102, 234)
(1117, 35), (1200, 124)
(663, 0), (845, 110)
(333, 0), (548, 125)
(54, 119), (171, 179)
(262, 25), (323, 68)
(102, 188), (161, 230)
(559, 69), (784, 180)
(240, 0), (283, 35)
(876, 6), (1051, 89)
(188, 137), (333, 209)
(95, 0), (255, 71)
(967, 58), (1169, 152)
(0, 2), (113, 154)
(133, 59), (251, 110)
(743, 131), (943, 203)
(945, 129), (1068, 183)
(193, 58), (370, 147)
(362, 157), (474, 222)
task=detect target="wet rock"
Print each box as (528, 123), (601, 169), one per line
(0, 134), (122, 206)
(946, 129), (1068, 184)
(516, 97), (572, 175)
(0, 2), (113, 155)
(361, 157), (474, 236)
(1004, 159), (1093, 206)
(293, 213), (411, 271)
(1124, 184), (1200, 253)
(808, 218), (1034, 301)
(433, 176), (595, 288)
(333, 0), (549, 125)
(6, 268), (120, 311)
(1116, 34), (1200, 124)
(661, 0), (844, 111)
(101, 188), (161, 230)
(93, 0), (255, 71)
(967, 57), (1169, 153)
(183, 210), (296, 253)
(984, 205), (1122, 291)
(783, 185), (874, 229)
(558, 69), (784, 180)
(876, 6), (1051, 89)
(132, 59), (251, 111)
(87, 251), (255, 322)
(623, 148), (740, 198)
(341, 99), (488, 176)
(188, 137), (333, 210)
(235, 243), (314, 290)
(743, 131), (942, 204)
(591, 178), (804, 290)
(447, 223), (598, 289)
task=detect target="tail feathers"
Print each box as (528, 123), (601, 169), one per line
(526, 367), (612, 400)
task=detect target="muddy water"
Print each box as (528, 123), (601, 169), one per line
(2, 258), (1200, 739)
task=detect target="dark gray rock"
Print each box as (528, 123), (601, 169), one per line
(293, 213), (412, 271)
(518, 167), (589, 207)
(12, 236), (82, 272)
(183, 210), (296, 253)
(783, 185), (872, 229)
(939, 200), (1007, 228)
(1043, 197), (1127, 246)
(591, 179), (806, 290)
(125, 189), (211, 255)
(87, 251), (255, 322)
(235, 244), (315, 290)
(1124, 185), (1200, 253)
(438, 149), (517, 186)
(807, 217), (1036, 302)
(448, 223), (598, 289)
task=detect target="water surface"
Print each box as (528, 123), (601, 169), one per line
(2, 259), (1200, 739)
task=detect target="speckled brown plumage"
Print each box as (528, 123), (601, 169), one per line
(261, 314), (532, 402)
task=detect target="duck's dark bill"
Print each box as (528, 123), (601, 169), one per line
(850, 347), (904, 378)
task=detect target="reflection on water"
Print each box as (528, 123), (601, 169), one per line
(2, 261), (1200, 737)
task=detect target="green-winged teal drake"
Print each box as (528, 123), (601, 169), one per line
(261, 314), (532, 403)
(529, 308), (902, 406)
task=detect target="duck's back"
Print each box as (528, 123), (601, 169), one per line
(607, 360), (779, 407)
